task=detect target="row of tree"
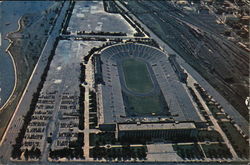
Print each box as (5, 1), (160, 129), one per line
(83, 42), (114, 63)
(49, 141), (84, 160)
(11, 37), (60, 159)
(103, 0), (120, 13)
(117, 1), (151, 37)
(78, 63), (85, 130)
(61, 0), (75, 34)
(174, 144), (204, 160)
(125, 38), (160, 48)
(89, 91), (97, 112)
(91, 145), (147, 161)
(204, 148), (232, 159)
(23, 147), (41, 160)
(90, 132), (116, 146)
(77, 31), (127, 36)
(187, 87), (211, 123)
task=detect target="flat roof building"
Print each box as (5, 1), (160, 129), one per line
(118, 122), (197, 140)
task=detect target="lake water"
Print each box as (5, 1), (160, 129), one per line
(0, 1), (53, 108)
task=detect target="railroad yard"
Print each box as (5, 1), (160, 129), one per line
(119, 0), (249, 119)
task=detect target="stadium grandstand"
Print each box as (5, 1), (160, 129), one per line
(93, 43), (204, 135)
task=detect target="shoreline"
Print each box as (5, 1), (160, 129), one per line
(0, 1), (55, 110)
(0, 1), (66, 145)
(0, 16), (22, 111)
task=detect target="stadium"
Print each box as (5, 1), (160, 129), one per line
(94, 43), (203, 137)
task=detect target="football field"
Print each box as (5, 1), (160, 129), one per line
(121, 58), (167, 116)
(122, 58), (153, 93)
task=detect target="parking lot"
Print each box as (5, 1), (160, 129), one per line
(68, 1), (136, 36)
(21, 40), (103, 159)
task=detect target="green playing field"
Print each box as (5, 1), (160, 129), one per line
(122, 58), (154, 93)
(127, 94), (162, 115)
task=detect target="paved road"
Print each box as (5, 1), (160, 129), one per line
(115, 1), (249, 137)
(61, 34), (147, 40)
(0, 2), (70, 164)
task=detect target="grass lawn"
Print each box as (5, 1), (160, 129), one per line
(215, 113), (228, 120)
(218, 121), (249, 158)
(127, 94), (162, 115)
(89, 132), (116, 146)
(197, 130), (223, 142)
(90, 145), (147, 160)
(122, 58), (153, 93)
(172, 144), (204, 159)
(0, 6), (60, 140)
(207, 103), (221, 114)
(201, 144), (232, 159)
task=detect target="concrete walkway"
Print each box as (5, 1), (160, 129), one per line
(83, 56), (98, 160)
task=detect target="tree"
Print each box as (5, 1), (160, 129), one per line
(24, 149), (29, 160)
